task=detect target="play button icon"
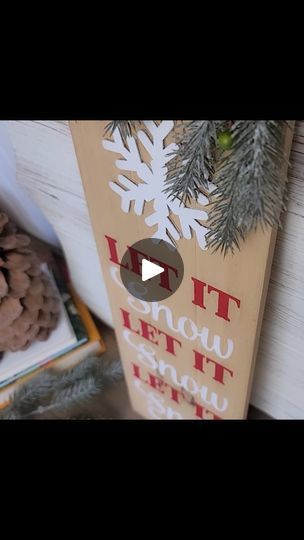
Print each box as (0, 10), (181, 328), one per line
(120, 238), (184, 302)
(142, 259), (164, 282)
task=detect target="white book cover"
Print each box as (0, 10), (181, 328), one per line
(0, 266), (77, 385)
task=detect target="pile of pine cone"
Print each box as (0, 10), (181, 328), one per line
(0, 211), (60, 353)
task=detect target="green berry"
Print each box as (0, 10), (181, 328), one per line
(217, 130), (233, 150)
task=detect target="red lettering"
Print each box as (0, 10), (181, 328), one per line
(132, 363), (223, 420)
(192, 277), (207, 309)
(139, 320), (159, 345)
(148, 374), (166, 394)
(193, 349), (234, 385)
(156, 329), (182, 356)
(105, 235), (128, 268)
(207, 284), (241, 322)
(149, 257), (178, 291)
(132, 363), (142, 379)
(192, 277), (241, 322)
(169, 386), (185, 404)
(106, 236), (179, 292)
(120, 308), (140, 335)
(128, 246), (146, 276)
(121, 310), (182, 355)
(195, 404), (222, 420)
(206, 357), (234, 384)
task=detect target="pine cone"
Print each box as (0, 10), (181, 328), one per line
(0, 212), (60, 353)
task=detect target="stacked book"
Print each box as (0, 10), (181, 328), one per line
(0, 256), (105, 408)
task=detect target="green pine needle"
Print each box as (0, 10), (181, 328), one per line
(104, 121), (140, 144)
(206, 120), (288, 255)
(103, 119), (291, 255)
(164, 120), (218, 204)
(0, 355), (123, 420)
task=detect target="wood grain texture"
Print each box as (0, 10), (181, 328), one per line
(70, 120), (294, 420)
(5, 120), (304, 418)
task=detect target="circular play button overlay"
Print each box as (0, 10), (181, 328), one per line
(120, 238), (184, 302)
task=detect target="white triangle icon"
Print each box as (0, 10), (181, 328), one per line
(142, 259), (164, 282)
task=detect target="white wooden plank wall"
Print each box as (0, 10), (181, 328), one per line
(251, 121), (304, 418)
(5, 120), (304, 419)
(5, 120), (113, 327)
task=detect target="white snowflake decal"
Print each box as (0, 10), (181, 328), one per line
(102, 121), (213, 250)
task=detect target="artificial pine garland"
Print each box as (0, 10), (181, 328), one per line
(206, 121), (288, 253)
(105, 120), (140, 141)
(164, 120), (217, 202)
(0, 355), (123, 420)
(104, 120), (290, 254)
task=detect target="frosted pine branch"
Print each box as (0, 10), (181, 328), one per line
(164, 121), (218, 204)
(206, 120), (288, 254)
(0, 356), (123, 420)
(103, 120), (291, 255)
(104, 120), (140, 143)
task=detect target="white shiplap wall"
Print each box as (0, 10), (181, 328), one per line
(5, 120), (304, 419)
(251, 122), (304, 418)
(5, 120), (113, 327)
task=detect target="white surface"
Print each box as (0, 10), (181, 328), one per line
(250, 122), (304, 418)
(5, 120), (304, 418)
(4, 121), (113, 327)
(0, 267), (76, 384)
(104, 121), (211, 250)
(0, 123), (59, 246)
(142, 259), (164, 281)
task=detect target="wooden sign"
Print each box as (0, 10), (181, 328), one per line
(70, 121), (293, 420)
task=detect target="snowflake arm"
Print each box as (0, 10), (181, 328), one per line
(145, 197), (181, 244)
(169, 193), (210, 250)
(103, 121), (215, 251)
(109, 175), (153, 214)
(103, 129), (152, 183)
